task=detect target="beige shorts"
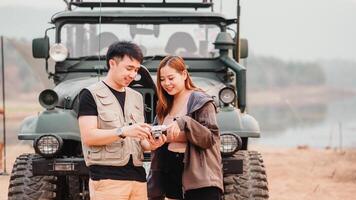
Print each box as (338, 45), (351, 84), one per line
(89, 179), (147, 200)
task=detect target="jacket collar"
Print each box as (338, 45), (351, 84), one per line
(187, 91), (215, 114)
(153, 91), (215, 125)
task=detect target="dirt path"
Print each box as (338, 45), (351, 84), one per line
(254, 146), (356, 200)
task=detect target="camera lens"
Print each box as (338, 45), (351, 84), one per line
(153, 133), (160, 140)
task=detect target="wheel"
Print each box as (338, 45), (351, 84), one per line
(223, 151), (269, 200)
(67, 175), (90, 200)
(8, 154), (58, 200)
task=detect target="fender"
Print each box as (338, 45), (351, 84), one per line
(19, 109), (81, 141)
(217, 106), (260, 138)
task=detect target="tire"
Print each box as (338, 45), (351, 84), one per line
(8, 154), (58, 200)
(67, 175), (89, 200)
(223, 151), (269, 200)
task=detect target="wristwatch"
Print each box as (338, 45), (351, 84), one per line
(116, 127), (126, 139)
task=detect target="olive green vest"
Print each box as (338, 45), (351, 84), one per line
(82, 81), (145, 167)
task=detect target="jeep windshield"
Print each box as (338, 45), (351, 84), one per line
(60, 23), (220, 59)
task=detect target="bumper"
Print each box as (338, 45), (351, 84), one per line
(32, 153), (152, 176)
(32, 157), (89, 176)
(32, 154), (242, 176)
(222, 157), (243, 174)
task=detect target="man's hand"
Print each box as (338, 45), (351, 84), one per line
(122, 123), (151, 140)
(148, 134), (167, 151)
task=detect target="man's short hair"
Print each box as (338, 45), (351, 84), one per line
(106, 41), (143, 70)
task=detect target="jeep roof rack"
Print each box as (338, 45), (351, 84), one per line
(68, 0), (213, 10)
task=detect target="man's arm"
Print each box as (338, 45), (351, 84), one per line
(78, 115), (152, 146)
(78, 116), (119, 146)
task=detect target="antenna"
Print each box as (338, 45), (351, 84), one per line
(63, 0), (70, 10)
(97, 0), (102, 80)
(0, 36), (7, 175)
(235, 0), (241, 63)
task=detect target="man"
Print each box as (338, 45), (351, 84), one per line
(78, 41), (165, 200)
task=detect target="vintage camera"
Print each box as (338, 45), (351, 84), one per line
(151, 125), (167, 140)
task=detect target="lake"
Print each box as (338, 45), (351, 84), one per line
(249, 95), (356, 148)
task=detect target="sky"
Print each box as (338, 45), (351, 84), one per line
(0, 0), (355, 62)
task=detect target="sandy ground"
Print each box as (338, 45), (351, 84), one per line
(254, 146), (356, 200)
(1, 144), (355, 200)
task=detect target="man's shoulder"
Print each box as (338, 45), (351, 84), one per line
(86, 81), (106, 92)
(79, 88), (92, 98)
(126, 87), (143, 99)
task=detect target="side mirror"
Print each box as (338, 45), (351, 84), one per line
(32, 37), (49, 59)
(240, 38), (248, 59)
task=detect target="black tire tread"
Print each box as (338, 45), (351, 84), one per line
(67, 176), (84, 200)
(8, 154), (57, 200)
(223, 151), (269, 200)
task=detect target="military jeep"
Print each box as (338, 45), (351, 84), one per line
(8, 1), (268, 199)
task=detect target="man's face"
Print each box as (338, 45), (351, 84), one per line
(109, 55), (140, 88)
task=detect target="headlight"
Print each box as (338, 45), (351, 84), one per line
(219, 87), (236, 104)
(34, 134), (63, 157)
(134, 73), (141, 81)
(39, 89), (58, 110)
(49, 43), (68, 62)
(220, 133), (242, 155)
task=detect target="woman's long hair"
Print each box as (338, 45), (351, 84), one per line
(156, 56), (200, 123)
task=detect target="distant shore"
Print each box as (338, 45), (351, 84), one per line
(248, 85), (356, 107)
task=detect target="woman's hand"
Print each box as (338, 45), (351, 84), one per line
(148, 134), (167, 151)
(166, 121), (181, 142)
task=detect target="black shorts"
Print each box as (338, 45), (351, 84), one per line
(185, 187), (222, 200)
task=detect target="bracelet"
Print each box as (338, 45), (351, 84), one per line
(116, 127), (126, 139)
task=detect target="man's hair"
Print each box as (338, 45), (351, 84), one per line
(106, 41), (143, 70)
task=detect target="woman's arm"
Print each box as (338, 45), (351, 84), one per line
(175, 102), (219, 149)
(166, 130), (187, 143)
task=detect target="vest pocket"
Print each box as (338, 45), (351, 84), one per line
(88, 146), (103, 161)
(132, 140), (144, 160)
(98, 111), (119, 128)
(130, 113), (145, 123)
(104, 140), (125, 159)
(97, 95), (114, 105)
(99, 111), (118, 121)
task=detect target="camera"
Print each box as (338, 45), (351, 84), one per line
(151, 125), (167, 140)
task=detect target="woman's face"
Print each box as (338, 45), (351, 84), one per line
(159, 65), (187, 96)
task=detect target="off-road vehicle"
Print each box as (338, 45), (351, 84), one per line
(8, 1), (268, 199)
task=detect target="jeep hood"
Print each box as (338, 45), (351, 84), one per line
(54, 76), (103, 109)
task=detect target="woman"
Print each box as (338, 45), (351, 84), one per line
(148, 56), (223, 200)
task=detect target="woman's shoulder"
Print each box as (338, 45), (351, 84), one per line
(189, 90), (212, 100)
(187, 90), (214, 113)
